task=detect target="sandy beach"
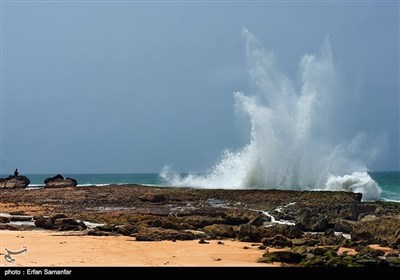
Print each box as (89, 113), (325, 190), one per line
(0, 230), (273, 267)
(1, 185), (399, 267)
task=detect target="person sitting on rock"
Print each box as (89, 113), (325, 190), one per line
(14, 169), (19, 177)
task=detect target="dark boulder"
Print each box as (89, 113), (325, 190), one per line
(0, 224), (17, 230)
(257, 250), (303, 264)
(0, 216), (10, 223)
(296, 209), (329, 231)
(261, 234), (293, 248)
(95, 225), (118, 232)
(56, 219), (86, 231)
(333, 219), (353, 233)
(238, 224), (302, 243)
(44, 174), (78, 188)
(117, 226), (132, 236)
(35, 215), (86, 231)
(0, 175), (30, 189)
(290, 246), (309, 256)
(78, 221), (87, 230)
(50, 214), (68, 223)
(203, 224), (236, 238)
(54, 218), (80, 226)
(248, 216), (265, 226)
(263, 224), (303, 239)
(66, 177), (78, 186)
(87, 229), (116, 236)
(308, 247), (332, 256)
(44, 174), (64, 184)
(237, 224), (264, 242)
(292, 236), (320, 247)
(58, 224), (81, 231)
(10, 216), (32, 222)
(34, 218), (55, 229)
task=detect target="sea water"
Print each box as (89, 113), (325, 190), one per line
(8, 171), (399, 203)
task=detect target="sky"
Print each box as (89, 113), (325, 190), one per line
(0, 0), (399, 174)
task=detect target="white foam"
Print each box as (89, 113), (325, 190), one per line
(260, 211), (295, 226)
(161, 29), (382, 201)
(382, 198), (400, 203)
(79, 221), (104, 228)
(325, 172), (381, 200)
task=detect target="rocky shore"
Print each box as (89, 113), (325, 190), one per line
(1, 185), (399, 267)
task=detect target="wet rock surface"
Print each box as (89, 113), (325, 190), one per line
(1, 185), (400, 266)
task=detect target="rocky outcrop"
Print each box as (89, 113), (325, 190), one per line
(261, 234), (293, 248)
(0, 175), (30, 189)
(34, 214), (86, 231)
(295, 209), (330, 231)
(351, 216), (400, 247)
(203, 224), (236, 238)
(44, 174), (77, 188)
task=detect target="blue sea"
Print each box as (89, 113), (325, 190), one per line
(369, 171), (400, 202)
(4, 171), (400, 202)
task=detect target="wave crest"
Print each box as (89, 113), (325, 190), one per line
(161, 29), (382, 201)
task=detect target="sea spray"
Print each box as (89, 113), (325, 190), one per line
(162, 29), (381, 200)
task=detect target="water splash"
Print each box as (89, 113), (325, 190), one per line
(162, 29), (381, 200)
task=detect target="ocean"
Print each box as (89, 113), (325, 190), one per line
(10, 171), (400, 202)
